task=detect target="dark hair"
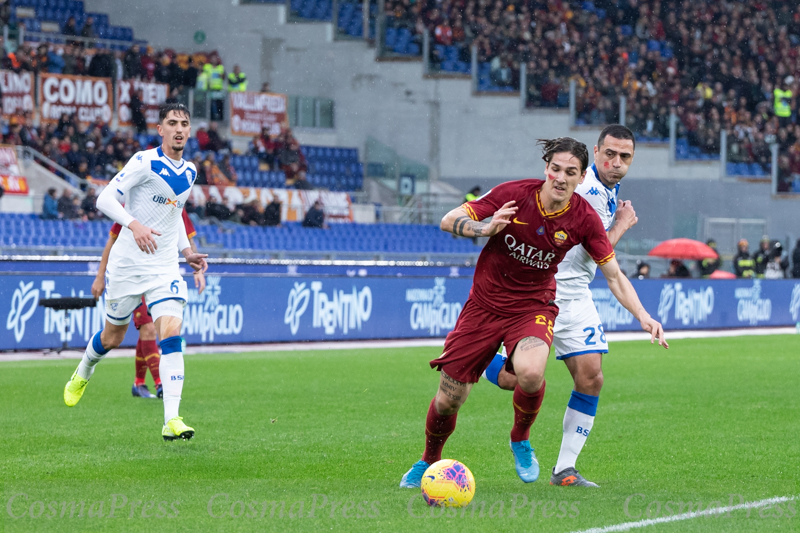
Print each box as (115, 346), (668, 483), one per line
(158, 103), (190, 123)
(598, 124), (636, 150)
(537, 137), (589, 173)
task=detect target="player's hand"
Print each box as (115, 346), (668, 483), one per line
(486, 201), (518, 236)
(129, 220), (161, 254)
(639, 312), (668, 349)
(91, 276), (105, 300)
(615, 200), (638, 230)
(194, 270), (206, 294)
(183, 251), (209, 273)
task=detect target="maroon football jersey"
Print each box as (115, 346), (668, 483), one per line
(463, 179), (615, 316)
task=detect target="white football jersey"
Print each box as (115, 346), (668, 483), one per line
(555, 164), (619, 300)
(107, 147), (197, 277)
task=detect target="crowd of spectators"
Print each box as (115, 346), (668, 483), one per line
(40, 186), (99, 221)
(632, 235), (800, 279)
(388, 0), (800, 153)
(2, 37), (215, 95)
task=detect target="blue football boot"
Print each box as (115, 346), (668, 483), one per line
(399, 460), (430, 488)
(510, 440), (540, 483)
(132, 383), (157, 399)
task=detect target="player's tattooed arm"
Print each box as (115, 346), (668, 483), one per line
(451, 215), (488, 237)
(440, 201), (517, 238)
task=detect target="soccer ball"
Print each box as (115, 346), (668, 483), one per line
(420, 459), (476, 508)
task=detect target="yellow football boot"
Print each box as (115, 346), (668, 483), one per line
(162, 417), (195, 441)
(64, 371), (89, 407)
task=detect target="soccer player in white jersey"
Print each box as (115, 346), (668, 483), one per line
(64, 103), (208, 442)
(482, 125), (664, 486)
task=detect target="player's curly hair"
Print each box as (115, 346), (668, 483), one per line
(537, 137), (589, 173)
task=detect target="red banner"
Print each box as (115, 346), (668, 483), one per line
(190, 185), (353, 222)
(0, 145), (28, 195)
(0, 70), (34, 117)
(38, 73), (113, 124)
(229, 92), (289, 137)
(117, 80), (169, 128)
(0, 175), (29, 195)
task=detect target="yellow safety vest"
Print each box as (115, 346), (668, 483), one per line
(203, 64), (225, 91)
(774, 88), (792, 118)
(227, 72), (247, 92)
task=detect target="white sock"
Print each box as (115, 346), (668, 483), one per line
(159, 351), (185, 424)
(76, 331), (110, 380)
(554, 391), (598, 474)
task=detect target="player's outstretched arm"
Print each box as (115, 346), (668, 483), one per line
(440, 201), (517, 238)
(599, 257), (669, 349)
(91, 233), (117, 299)
(606, 200), (638, 247)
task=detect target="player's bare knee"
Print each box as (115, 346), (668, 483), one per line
(516, 369), (545, 393)
(154, 315), (182, 341)
(434, 393), (462, 415)
(576, 369), (603, 395)
(139, 322), (157, 341)
(100, 328), (125, 350)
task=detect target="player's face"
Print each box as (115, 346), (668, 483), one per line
(542, 152), (586, 204)
(157, 111), (190, 153)
(593, 136), (634, 188)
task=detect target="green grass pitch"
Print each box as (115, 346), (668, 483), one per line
(2, 335), (799, 532)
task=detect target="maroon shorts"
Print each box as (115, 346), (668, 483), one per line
(430, 297), (558, 383)
(132, 298), (152, 329)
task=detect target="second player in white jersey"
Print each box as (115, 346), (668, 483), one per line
(555, 163), (619, 302)
(483, 126), (668, 488)
(550, 162), (621, 359)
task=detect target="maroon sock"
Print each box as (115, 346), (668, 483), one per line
(510, 381), (546, 442)
(141, 340), (161, 386)
(421, 398), (458, 464)
(134, 340), (147, 386)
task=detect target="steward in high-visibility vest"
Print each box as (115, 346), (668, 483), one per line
(227, 65), (247, 92)
(774, 79), (793, 119)
(203, 57), (225, 91)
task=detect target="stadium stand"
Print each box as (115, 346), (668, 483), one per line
(369, 0), (799, 171)
(0, 213), (480, 258)
(9, 0), (138, 50)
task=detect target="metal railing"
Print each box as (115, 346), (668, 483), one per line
(0, 243), (480, 263)
(19, 28), (139, 50)
(15, 145), (88, 190)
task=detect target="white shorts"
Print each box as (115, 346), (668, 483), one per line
(104, 271), (188, 326)
(552, 297), (608, 360)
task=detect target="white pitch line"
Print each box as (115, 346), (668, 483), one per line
(1, 327), (797, 363)
(571, 495), (795, 533)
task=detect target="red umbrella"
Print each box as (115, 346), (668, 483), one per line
(648, 238), (718, 260)
(709, 269), (736, 279)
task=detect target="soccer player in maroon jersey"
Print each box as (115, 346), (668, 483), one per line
(91, 209), (205, 399)
(400, 137), (667, 487)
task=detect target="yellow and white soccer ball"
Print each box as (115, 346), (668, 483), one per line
(420, 459), (476, 508)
